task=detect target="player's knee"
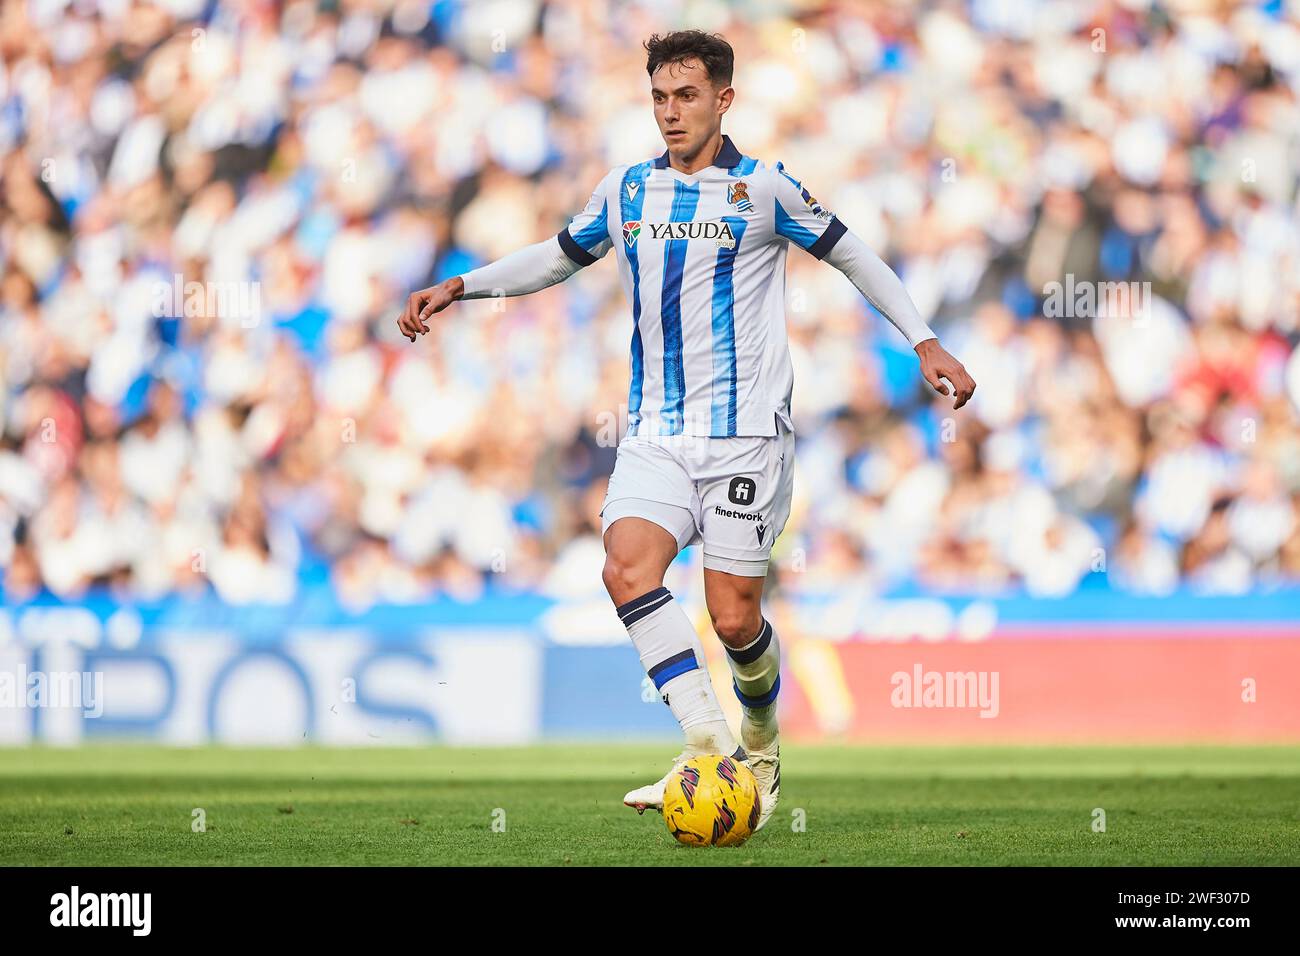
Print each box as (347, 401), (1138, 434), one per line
(710, 608), (762, 649)
(601, 553), (660, 606)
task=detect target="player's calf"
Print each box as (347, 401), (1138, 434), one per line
(613, 585), (739, 760)
(721, 617), (781, 831)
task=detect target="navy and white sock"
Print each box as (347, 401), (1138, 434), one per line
(724, 617), (781, 752)
(618, 587), (741, 758)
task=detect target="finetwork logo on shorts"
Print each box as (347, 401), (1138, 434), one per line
(712, 504), (767, 545)
(727, 476), (756, 505)
(713, 505), (762, 522)
(50, 886), (151, 936)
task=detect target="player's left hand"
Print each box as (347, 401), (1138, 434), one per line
(396, 277), (464, 342)
(915, 338), (976, 410)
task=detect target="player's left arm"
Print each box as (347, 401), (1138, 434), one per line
(824, 230), (976, 409)
(771, 166), (976, 409)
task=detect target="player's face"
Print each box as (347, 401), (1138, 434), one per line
(650, 58), (731, 162)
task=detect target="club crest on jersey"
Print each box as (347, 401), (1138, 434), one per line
(623, 220), (641, 247)
(727, 180), (754, 213)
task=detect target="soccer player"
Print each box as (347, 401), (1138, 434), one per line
(397, 31), (975, 831)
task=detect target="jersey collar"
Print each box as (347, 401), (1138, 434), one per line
(653, 134), (743, 172)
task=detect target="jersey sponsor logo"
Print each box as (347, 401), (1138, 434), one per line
(727, 180), (754, 213)
(728, 476), (757, 505)
(624, 219), (737, 249)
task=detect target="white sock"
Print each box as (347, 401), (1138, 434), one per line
(724, 617), (780, 752)
(617, 587), (740, 758)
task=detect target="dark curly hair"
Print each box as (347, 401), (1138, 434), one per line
(644, 31), (734, 87)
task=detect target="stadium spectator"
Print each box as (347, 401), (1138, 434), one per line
(1, 0), (1297, 607)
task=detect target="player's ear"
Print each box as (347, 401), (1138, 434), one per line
(716, 84), (734, 116)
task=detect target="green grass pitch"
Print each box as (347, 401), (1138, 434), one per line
(2, 744), (1297, 865)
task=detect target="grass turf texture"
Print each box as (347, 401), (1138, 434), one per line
(1, 744), (1297, 866)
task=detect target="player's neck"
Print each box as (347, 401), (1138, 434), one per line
(670, 130), (725, 175)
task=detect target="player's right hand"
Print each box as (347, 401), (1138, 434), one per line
(915, 337), (977, 410)
(397, 277), (464, 342)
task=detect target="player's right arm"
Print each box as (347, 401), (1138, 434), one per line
(396, 170), (617, 342)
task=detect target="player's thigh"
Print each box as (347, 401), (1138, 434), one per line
(599, 439), (699, 602)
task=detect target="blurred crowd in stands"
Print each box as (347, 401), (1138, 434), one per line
(2, 0), (1299, 607)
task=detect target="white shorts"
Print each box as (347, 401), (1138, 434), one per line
(600, 422), (795, 577)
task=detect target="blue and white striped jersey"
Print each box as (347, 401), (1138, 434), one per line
(557, 135), (845, 438)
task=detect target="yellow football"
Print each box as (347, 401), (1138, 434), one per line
(662, 754), (761, 847)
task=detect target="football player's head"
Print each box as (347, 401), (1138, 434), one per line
(645, 31), (734, 164)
